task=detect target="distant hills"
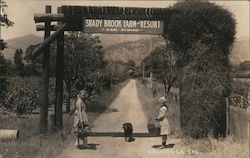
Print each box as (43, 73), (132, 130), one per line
(231, 61), (250, 78)
(104, 36), (250, 66)
(99, 34), (152, 48)
(230, 38), (250, 65)
(104, 37), (164, 65)
(2, 34), (43, 61)
(2, 34), (249, 66)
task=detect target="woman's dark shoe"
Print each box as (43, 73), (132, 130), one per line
(159, 142), (166, 149)
(82, 144), (91, 149)
(159, 145), (166, 149)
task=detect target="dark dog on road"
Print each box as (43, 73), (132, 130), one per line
(122, 122), (133, 142)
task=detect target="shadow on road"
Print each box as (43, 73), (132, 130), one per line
(77, 144), (100, 150)
(152, 143), (175, 148)
(104, 108), (119, 113)
(89, 132), (159, 137)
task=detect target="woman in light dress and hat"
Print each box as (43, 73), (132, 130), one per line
(156, 96), (171, 149)
(73, 90), (89, 148)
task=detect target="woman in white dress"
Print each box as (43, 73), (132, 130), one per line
(156, 96), (171, 149)
(73, 90), (89, 148)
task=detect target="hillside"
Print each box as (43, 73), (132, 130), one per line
(99, 34), (152, 48)
(2, 34), (43, 61)
(2, 33), (249, 66)
(104, 37), (164, 65)
(230, 38), (250, 65)
(231, 61), (250, 78)
(2, 34), (150, 61)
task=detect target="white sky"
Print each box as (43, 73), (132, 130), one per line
(1, 0), (250, 40)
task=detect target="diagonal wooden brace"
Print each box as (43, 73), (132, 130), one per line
(31, 23), (67, 59)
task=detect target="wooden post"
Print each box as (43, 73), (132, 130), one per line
(240, 95), (244, 108)
(40, 5), (51, 134)
(142, 63), (145, 78)
(226, 97), (229, 136)
(54, 7), (64, 130)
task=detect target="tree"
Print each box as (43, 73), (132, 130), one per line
(164, 2), (236, 138)
(142, 41), (177, 95)
(25, 43), (55, 76)
(63, 32), (107, 113)
(14, 48), (24, 76)
(0, 1), (14, 29)
(126, 60), (136, 68)
(25, 32), (110, 113)
(0, 53), (7, 103)
(0, 0), (14, 104)
(5, 59), (15, 76)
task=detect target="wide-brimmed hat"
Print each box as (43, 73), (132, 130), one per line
(79, 90), (87, 97)
(159, 96), (167, 104)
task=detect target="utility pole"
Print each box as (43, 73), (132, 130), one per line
(0, 0), (2, 130)
(142, 62), (145, 78)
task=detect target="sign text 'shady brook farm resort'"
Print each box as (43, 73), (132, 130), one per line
(84, 19), (163, 34)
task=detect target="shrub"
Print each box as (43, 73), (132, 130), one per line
(164, 2), (236, 138)
(4, 77), (57, 113)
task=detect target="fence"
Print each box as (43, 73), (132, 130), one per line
(226, 95), (250, 141)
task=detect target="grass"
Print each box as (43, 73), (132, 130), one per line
(182, 136), (249, 158)
(0, 114), (71, 158)
(0, 80), (130, 158)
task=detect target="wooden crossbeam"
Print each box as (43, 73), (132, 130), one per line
(34, 6), (170, 23)
(32, 23), (67, 59)
(36, 24), (62, 31)
(61, 6), (170, 20)
(34, 13), (167, 23)
(61, 5), (168, 16)
(34, 13), (64, 23)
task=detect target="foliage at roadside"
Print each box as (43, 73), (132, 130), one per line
(136, 79), (181, 136)
(164, 1), (236, 138)
(106, 60), (135, 83)
(142, 41), (177, 95)
(25, 32), (112, 112)
(231, 79), (250, 98)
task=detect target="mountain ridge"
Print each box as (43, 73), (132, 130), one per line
(2, 34), (43, 61)
(2, 34), (249, 66)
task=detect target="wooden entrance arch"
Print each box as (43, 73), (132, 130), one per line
(33, 5), (170, 133)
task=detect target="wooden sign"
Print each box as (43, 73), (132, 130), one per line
(83, 19), (164, 34)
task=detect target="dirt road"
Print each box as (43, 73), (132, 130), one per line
(57, 80), (184, 158)
(93, 79), (148, 133)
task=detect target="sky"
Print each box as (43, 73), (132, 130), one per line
(1, 0), (250, 40)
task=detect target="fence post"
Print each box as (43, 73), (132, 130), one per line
(241, 96), (243, 108)
(226, 97), (229, 136)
